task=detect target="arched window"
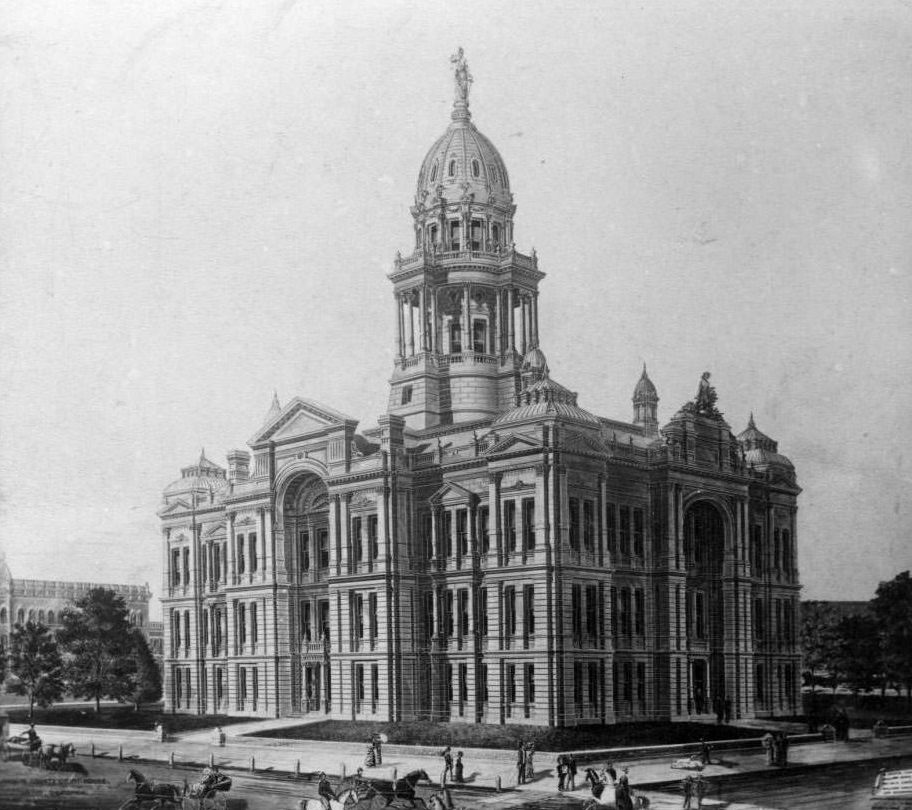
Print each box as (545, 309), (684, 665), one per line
(47, 610), (55, 625)
(472, 159), (480, 178)
(17, 608), (25, 624)
(38, 610), (46, 624)
(430, 160), (438, 182)
(28, 609), (36, 622)
(492, 223), (501, 245)
(448, 159), (456, 177)
(0, 607), (7, 623)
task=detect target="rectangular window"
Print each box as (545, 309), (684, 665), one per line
(610, 586), (618, 639)
(172, 549), (181, 587)
(634, 589), (645, 637)
(470, 218), (483, 251)
(369, 592), (379, 642)
(444, 590), (454, 638)
(300, 530), (310, 571)
(623, 662), (633, 702)
(571, 583), (582, 644)
(183, 611), (190, 650)
(449, 320), (462, 353)
(472, 319), (486, 353)
(445, 663), (454, 703)
(574, 662), (583, 715)
(458, 663), (468, 713)
(422, 513), (433, 561)
(252, 667), (259, 709)
(202, 609), (209, 648)
(588, 662), (599, 711)
(506, 663), (516, 705)
(443, 511), (453, 557)
(479, 506), (490, 553)
(251, 602), (258, 644)
(172, 610), (181, 652)
(182, 548), (190, 585)
(696, 591), (706, 639)
(774, 528), (781, 571)
(583, 500), (594, 551)
(249, 533), (258, 571)
(371, 664), (379, 712)
(620, 588), (631, 637)
(480, 663), (489, 703)
(503, 501), (516, 552)
(240, 667), (247, 704)
(352, 516), (363, 565)
(449, 219), (461, 252)
(319, 529), (330, 569)
(237, 536), (245, 575)
(503, 586), (516, 638)
(319, 600), (330, 640)
(356, 665), (365, 710)
(238, 604), (246, 646)
(633, 508), (644, 558)
(585, 584), (598, 642)
(620, 507), (631, 556)
(569, 497), (580, 550)
(368, 514), (379, 560)
(754, 598), (764, 639)
(636, 662), (646, 710)
(456, 509), (468, 557)
(458, 588), (469, 638)
(751, 525), (763, 574)
(478, 587), (488, 636)
(213, 544), (221, 582)
(524, 663), (535, 714)
(606, 504), (617, 555)
(522, 498), (535, 551)
(523, 585), (535, 638)
(302, 601), (312, 641)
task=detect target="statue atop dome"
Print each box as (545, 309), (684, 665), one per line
(451, 47), (472, 105)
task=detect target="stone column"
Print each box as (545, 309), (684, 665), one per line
(532, 292), (539, 347)
(395, 295), (404, 358)
(495, 290), (503, 357)
(431, 507), (440, 569)
(520, 294), (528, 354)
(407, 293), (415, 356)
(340, 495), (351, 574)
(489, 473), (502, 566)
(462, 284), (471, 353)
(419, 285), (427, 351)
(507, 288), (515, 353)
(227, 513), (236, 585)
(430, 288), (438, 354)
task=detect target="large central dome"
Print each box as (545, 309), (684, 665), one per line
(415, 50), (512, 210)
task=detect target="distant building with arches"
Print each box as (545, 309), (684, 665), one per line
(159, 57), (800, 724)
(0, 550), (155, 659)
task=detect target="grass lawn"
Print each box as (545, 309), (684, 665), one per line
(249, 720), (767, 751)
(802, 691), (912, 729)
(2, 704), (251, 734)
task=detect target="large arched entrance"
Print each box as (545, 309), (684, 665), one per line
(282, 472), (331, 714)
(684, 500), (726, 716)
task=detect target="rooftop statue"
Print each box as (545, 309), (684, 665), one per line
(451, 47), (472, 104)
(681, 371), (723, 419)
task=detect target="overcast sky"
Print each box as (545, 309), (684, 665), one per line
(1, 0), (910, 617)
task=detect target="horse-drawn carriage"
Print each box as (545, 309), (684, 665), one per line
(120, 768), (232, 810)
(0, 733), (42, 766)
(297, 769), (432, 810)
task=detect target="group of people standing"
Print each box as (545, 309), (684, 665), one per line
(439, 746), (465, 785)
(555, 753), (578, 791)
(681, 773), (708, 809)
(761, 731), (790, 766)
(515, 742), (535, 785)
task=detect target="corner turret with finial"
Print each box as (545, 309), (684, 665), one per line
(632, 364), (659, 435)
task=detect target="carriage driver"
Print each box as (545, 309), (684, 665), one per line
(317, 771), (336, 810)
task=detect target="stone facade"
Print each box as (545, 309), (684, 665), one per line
(159, 55), (801, 724)
(0, 550), (154, 652)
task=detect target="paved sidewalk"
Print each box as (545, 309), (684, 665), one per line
(10, 720), (912, 804)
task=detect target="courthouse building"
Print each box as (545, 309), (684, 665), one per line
(159, 56), (801, 725)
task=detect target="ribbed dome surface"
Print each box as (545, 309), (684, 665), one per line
(633, 366), (658, 401)
(416, 117), (512, 208)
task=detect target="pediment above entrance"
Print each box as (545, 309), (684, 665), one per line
(249, 397), (357, 446)
(484, 433), (542, 456)
(159, 499), (191, 517)
(203, 520), (227, 538)
(428, 481), (480, 506)
(562, 430), (606, 456)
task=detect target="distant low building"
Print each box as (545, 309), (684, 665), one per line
(0, 549), (153, 653)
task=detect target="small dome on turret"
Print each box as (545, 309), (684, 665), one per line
(163, 449), (228, 500)
(521, 345), (549, 375)
(737, 413), (794, 470)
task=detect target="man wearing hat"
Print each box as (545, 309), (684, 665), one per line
(317, 771), (335, 810)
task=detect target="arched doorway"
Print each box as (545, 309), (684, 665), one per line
(282, 473), (331, 714)
(684, 500), (726, 715)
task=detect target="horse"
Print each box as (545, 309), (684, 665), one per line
(126, 768), (186, 804)
(425, 788), (453, 810)
(365, 769), (430, 807)
(40, 742), (76, 770)
(299, 788), (364, 810)
(583, 767), (617, 809)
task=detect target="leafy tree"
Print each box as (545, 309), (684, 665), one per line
(834, 613), (882, 695)
(57, 588), (137, 712)
(871, 571), (912, 707)
(801, 601), (841, 693)
(128, 628), (162, 709)
(8, 621), (65, 718)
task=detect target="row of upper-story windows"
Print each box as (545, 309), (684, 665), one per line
(425, 219), (503, 252)
(298, 528), (330, 572)
(299, 599), (330, 641)
(428, 159), (500, 184)
(349, 591), (380, 645)
(752, 596), (796, 643)
(750, 525), (794, 576)
(569, 499), (645, 558)
(419, 584), (538, 643)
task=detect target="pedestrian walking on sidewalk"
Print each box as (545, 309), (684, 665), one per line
(567, 754), (577, 791)
(371, 732), (383, 765)
(524, 742), (535, 783)
(693, 774), (707, 809)
(681, 775), (693, 810)
(364, 739), (377, 768)
(440, 746), (453, 786)
(556, 755), (566, 791)
(516, 743), (526, 785)
(454, 751), (464, 784)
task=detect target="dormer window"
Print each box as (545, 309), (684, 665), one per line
(472, 159), (480, 178)
(448, 159), (456, 177)
(492, 223), (501, 245)
(490, 165), (498, 184)
(430, 161), (438, 182)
